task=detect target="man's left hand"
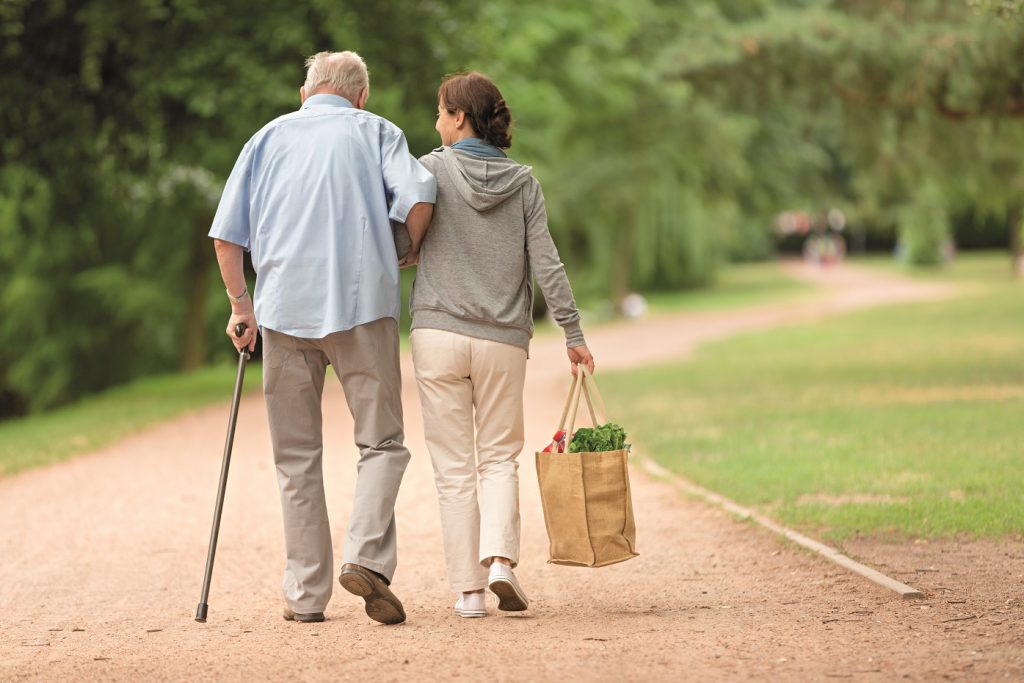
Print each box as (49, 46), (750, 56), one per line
(399, 251), (420, 268)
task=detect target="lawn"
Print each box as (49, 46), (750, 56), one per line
(641, 260), (812, 314)
(602, 252), (1024, 540)
(0, 363), (262, 476)
(857, 250), (1020, 285)
(569, 259), (812, 327)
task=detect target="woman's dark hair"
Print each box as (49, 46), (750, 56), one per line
(438, 71), (512, 149)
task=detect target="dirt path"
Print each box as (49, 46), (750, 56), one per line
(1, 262), (1020, 681)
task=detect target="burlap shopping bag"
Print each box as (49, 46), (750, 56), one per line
(536, 367), (638, 567)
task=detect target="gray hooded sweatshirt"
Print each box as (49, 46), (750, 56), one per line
(410, 147), (585, 350)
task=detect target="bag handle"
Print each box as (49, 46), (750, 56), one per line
(564, 367), (602, 449)
(579, 365), (609, 424)
(556, 371), (580, 435)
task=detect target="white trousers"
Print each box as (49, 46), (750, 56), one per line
(411, 328), (527, 592)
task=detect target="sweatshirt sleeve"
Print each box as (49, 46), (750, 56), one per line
(524, 179), (586, 348)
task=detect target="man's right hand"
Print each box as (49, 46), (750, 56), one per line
(567, 344), (595, 376)
(226, 304), (258, 353)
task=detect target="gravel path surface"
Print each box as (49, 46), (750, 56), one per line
(3, 262), (1020, 681)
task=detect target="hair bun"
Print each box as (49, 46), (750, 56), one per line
(493, 98), (507, 116)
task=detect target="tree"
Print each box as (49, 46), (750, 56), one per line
(0, 0), (477, 414)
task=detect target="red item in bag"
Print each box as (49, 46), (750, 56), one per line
(542, 430), (567, 453)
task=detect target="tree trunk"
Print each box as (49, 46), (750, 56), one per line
(608, 205), (636, 308)
(1010, 206), (1023, 278)
(181, 213), (213, 370)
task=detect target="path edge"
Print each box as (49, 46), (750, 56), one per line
(638, 456), (924, 600)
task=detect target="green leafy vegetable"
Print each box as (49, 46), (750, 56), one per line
(568, 422), (628, 453)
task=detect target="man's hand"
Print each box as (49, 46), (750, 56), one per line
(567, 344), (595, 376)
(226, 300), (258, 352)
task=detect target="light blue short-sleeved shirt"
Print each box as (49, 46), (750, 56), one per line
(208, 94), (436, 338)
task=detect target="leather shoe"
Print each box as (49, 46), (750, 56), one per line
(339, 563), (406, 625)
(283, 607), (325, 623)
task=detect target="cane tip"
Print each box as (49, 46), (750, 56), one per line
(195, 603), (209, 622)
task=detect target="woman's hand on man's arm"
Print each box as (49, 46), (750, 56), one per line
(404, 202), (434, 255)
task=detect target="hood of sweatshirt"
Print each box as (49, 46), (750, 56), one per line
(438, 147), (534, 212)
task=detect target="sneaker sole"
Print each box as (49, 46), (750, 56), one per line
(339, 572), (406, 625)
(455, 608), (488, 618)
(488, 577), (529, 612)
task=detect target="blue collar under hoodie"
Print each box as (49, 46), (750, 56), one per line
(450, 137), (507, 158)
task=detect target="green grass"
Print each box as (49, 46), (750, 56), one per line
(0, 363), (262, 476)
(854, 250), (1021, 285)
(603, 253), (1024, 540)
(572, 260), (812, 326)
(642, 261), (812, 314)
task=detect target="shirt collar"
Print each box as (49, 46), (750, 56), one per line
(451, 137), (507, 158)
(301, 94), (354, 110)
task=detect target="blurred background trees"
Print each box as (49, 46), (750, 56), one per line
(1, 0), (1022, 416)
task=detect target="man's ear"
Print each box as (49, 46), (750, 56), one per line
(299, 86), (306, 104)
(356, 87), (369, 110)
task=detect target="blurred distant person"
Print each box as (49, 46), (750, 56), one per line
(407, 72), (594, 618)
(209, 51), (435, 625)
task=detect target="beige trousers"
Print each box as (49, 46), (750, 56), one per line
(262, 318), (410, 614)
(411, 328), (528, 592)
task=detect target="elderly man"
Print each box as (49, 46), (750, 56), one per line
(209, 51), (435, 625)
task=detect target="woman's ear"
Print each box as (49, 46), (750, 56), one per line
(454, 110), (466, 129)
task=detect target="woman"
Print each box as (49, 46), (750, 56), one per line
(409, 72), (595, 618)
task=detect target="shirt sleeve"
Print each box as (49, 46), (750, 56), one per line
(524, 179), (586, 348)
(208, 141), (254, 250)
(381, 125), (437, 223)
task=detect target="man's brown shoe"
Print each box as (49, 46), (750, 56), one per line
(283, 607), (325, 623)
(339, 563), (406, 625)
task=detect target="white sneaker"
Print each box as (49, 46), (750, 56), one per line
(488, 563), (529, 612)
(454, 591), (487, 618)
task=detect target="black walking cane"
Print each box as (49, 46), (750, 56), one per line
(195, 322), (251, 623)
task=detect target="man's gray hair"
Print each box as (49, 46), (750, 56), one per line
(303, 51), (369, 101)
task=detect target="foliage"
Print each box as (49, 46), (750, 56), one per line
(569, 422), (628, 453)
(968, 0), (1024, 20)
(3, 0), (1024, 416)
(899, 181), (951, 265)
(0, 0), (473, 414)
